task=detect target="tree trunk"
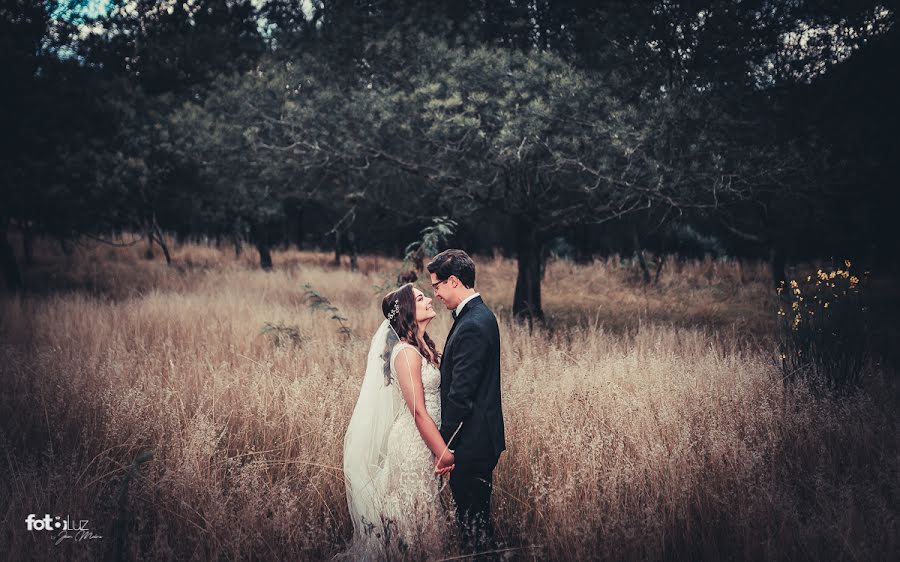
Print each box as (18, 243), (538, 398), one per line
(256, 242), (273, 271)
(144, 227), (155, 259)
(155, 235), (172, 265)
(654, 238), (666, 283)
(632, 226), (652, 284)
(248, 221), (274, 271)
(282, 204), (304, 251)
(333, 230), (343, 266)
(151, 221), (172, 266)
(769, 246), (787, 288)
(347, 230), (358, 272)
(513, 216), (544, 323)
(233, 237), (242, 258)
(1, 220), (23, 293)
(573, 223), (593, 264)
(654, 256), (665, 284)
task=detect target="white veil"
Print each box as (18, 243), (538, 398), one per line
(342, 319), (405, 548)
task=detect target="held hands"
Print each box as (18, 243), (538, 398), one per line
(434, 450), (455, 475)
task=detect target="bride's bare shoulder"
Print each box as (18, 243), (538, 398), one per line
(391, 342), (423, 364)
(392, 340), (417, 354)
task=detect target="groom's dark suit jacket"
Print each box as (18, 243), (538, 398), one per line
(440, 295), (505, 472)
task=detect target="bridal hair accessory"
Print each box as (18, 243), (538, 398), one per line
(386, 299), (401, 321)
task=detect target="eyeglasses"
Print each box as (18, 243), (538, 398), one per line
(431, 278), (449, 290)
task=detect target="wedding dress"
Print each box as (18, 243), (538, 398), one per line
(342, 320), (446, 558)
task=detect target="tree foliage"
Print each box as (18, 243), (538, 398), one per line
(1, 0), (895, 308)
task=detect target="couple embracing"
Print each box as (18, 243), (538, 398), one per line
(342, 249), (506, 558)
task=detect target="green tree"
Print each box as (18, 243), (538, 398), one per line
(362, 39), (765, 319)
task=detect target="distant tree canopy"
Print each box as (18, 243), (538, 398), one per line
(2, 0), (896, 317)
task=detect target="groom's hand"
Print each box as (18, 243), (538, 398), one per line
(434, 451), (455, 475)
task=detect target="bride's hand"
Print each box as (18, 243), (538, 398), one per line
(434, 451), (455, 474)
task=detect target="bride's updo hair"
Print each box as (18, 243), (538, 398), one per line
(381, 284), (440, 381)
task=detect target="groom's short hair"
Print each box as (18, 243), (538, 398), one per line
(427, 249), (476, 289)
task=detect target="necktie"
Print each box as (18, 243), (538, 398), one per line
(451, 310), (457, 321)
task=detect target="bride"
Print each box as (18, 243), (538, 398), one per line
(342, 283), (455, 557)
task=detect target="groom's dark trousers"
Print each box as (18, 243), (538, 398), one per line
(439, 295), (505, 554)
(450, 466), (495, 552)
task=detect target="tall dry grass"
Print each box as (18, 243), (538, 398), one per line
(0, 238), (896, 561)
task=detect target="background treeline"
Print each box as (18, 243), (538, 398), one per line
(2, 0), (898, 318)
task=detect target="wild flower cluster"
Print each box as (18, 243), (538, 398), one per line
(776, 260), (869, 389)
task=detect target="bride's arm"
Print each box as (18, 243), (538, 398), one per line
(394, 348), (455, 466)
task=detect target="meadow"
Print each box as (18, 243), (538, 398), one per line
(1, 238), (896, 561)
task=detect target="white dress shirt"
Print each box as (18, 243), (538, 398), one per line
(454, 292), (481, 318)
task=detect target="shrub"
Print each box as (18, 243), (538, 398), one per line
(776, 260), (869, 390)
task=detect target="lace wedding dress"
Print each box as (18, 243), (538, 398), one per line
(379, 342), (445, 541)
(342, 323), (448, 559)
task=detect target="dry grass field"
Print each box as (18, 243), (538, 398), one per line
(1, 238), (897, 561)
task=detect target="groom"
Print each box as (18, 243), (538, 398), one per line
(428, 249), (505, 554)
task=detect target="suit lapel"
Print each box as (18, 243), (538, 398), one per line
(445, 316), (461, 348)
